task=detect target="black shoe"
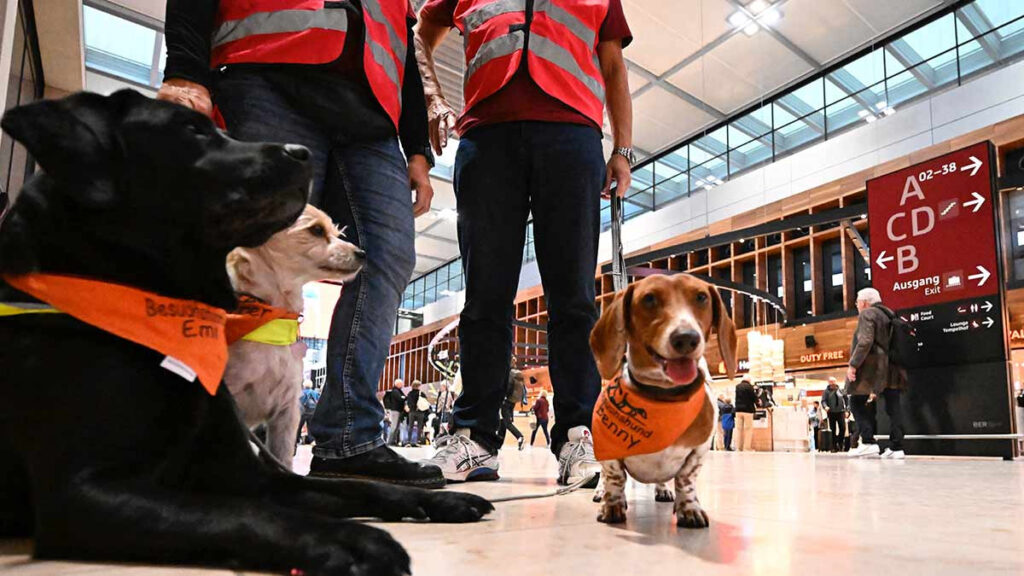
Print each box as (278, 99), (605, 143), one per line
(308, 445), (446, 489)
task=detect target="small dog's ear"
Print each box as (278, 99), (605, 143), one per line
(590, 283), (634, 380)
(0, 92), (119, 187)
(709, 285), (738, 379)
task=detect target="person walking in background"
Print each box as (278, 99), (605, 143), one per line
(406, 380), (427, 447)
(531, 390), (551, 447)
(735, 378), (757, 452)
(383, 379), (407, 447)
(720, 397), (735, 451)
(714, 394), (727, 450)
(435, 382), (455, 435)
(808, 401), (821, 452)
(497, 368), (527, 450)
(297, 380), (320, 446)
(846, 288), (906, 458)
(160, 0), (445, 488)
(821, 377), (848, 453)
(416, 0), (634, 486)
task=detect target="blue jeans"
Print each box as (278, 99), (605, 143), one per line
(452, 122), (605, 455)
(215, 69), (415, 459)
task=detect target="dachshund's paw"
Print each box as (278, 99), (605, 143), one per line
(597, 501), (627, 524)
(654, 487), (674, 502)
(675, 504), (709, 529)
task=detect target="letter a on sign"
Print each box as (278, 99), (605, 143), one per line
(900, 176), (925, 206)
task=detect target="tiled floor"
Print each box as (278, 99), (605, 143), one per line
(3, 446), (1023, 575)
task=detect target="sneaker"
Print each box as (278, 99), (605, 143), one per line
(308, 445), (445, 489)
(889, 450), (906, 460)
(424, 429), (499, 483)
(848, 443), (881, 458)
(557, 426), (601, 488)
(517, 437), (525, 451)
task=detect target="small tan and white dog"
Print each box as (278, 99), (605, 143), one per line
(589, 274), (737, 528)
(224, 204), (364, 468)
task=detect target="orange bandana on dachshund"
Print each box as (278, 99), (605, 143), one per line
(4, 273), (228, 395)
(592, 375), (708, 461)
(225, 294), (300, 345)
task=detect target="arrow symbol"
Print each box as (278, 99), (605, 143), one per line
(984, 317), (995, 328)
(963, 192), (985, 213)
(968, 265), (991, 287)
(982, 301), (994, 312)
(961, 155), (983, 177)
(876, 250), (894, 270)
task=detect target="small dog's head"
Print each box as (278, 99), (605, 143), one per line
(590, 274), (737, 389)
(0, 90), (312, 307)
(227, 204), (365, 294)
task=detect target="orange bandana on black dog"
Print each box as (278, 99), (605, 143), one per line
(4, 273), (228, 395)
(592, 375), (708, 461)
(225, 294), (300, 345)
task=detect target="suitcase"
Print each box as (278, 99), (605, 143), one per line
(818, 429), (833, 452)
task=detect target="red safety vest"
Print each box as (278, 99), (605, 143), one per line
(210, 0), (412, 128)
(454, 0), (608, 127)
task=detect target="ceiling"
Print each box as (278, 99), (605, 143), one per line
(100, 0), (954, 278)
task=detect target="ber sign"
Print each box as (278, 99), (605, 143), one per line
(867, 142), (998, 310)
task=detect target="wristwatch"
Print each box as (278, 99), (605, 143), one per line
(613, 146), (637, 166)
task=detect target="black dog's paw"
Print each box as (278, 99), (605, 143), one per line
(654, 487), (674, 502)
(308, 522), (410, 576)
(418, 490), (495, 523)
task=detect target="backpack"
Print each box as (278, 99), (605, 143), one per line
(878, 306), (916, 368)
(300, 390), (318, 414)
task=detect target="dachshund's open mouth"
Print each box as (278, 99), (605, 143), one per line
(647, 346), (701, 386)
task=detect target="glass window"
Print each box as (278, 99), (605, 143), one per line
(655, 146), (688, 184)
(655, 171), (688, 208)
(889, 14), (957, 73)
(84, 6), (160, 86)
(822, 239), (844, 314)
(1005, 188), (1024, 282)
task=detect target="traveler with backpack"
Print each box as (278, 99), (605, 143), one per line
(297, 380), (320, 446)
(821, 377), (848, 452)
(845, 288), (908, 458)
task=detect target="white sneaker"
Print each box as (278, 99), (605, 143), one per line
(557, 426), (601, 488)
(880, 448), (894, 459)
(423, 429), (499, 482)
(889, 450), (906, 460)
(848, 443), (881, 458)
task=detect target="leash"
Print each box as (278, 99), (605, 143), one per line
(610, 194), (627, 292)
(248, 430), (598, 504)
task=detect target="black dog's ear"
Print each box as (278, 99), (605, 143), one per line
(0, 91), (130, 182)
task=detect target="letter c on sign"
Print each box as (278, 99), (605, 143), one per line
(887, 212), (907, 241)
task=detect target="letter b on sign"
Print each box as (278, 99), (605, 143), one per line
(897, 245), (919, 274)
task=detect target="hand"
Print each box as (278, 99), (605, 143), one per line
(868, 393), (876, 403)
(427, 96), (457, 156)
(409, 155), (434, 218)
(156, 78), (213, 118)
(846, 366), (857, 382)
(602, 153), (631, 199)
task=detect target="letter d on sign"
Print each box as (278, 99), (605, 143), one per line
(897, 245), (919, 274)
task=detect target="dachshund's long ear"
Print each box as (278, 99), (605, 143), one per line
(590, 283), (634, 380)
(709, 285), (738, 379)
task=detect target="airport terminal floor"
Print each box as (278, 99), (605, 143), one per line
(3, 446), (1023, 576)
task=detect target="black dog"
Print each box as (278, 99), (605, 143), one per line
(0, 90), (491, 575)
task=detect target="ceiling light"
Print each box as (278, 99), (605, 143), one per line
(695, 179), (707, 186)
(865, 115), (877, 123)
(883, 106), (896, 116)
(743, 21), (760, 36)
(759, 7), (781, 26)
(728, 11), (751, 28)
(749, 0), (768, 14)
(704, 185), (714, 191)
(875, 100), (888, 111)
(437, 208), (458, 221)
(440, 289), (456, 297)
(858, 110), (871, 118)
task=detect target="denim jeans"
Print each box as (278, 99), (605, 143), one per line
(451, 121), (604, 455)
(215, 69), (415, 459)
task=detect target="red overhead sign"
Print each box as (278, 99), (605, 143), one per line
(867, 142), (998, 310)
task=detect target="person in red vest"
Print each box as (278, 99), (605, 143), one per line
(415, 0), (633, 485)
(158, 0), (446, 488)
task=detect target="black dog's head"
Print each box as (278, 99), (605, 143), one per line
(0, 90), (310, 309)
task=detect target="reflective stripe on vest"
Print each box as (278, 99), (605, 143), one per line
(0, 302), (62, 317)
(458, 0), (606, 124)
(212, 8), (350, 49)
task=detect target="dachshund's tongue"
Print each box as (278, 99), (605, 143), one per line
(665, 358), (697, 385)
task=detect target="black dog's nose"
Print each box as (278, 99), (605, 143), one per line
(670, 329), (701, 354)
(283, 144), (311, 161)
(353, 248), (367, 261)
